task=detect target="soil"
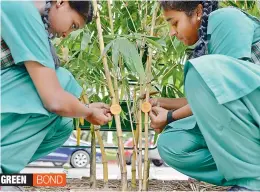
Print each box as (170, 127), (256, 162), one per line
(24, 177), (229, 191)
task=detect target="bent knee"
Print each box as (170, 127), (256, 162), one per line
(157, 130), (204, 168)
(60, 117), (74, 134)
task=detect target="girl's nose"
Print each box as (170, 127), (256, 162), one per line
(169, 28), (177, 37)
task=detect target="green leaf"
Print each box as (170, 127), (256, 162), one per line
(108, 120), (113, 128)
(70, 29), (83, 40)
(150, 2), (158, 15)
(99, 40), (115, 62)
(153, 133), (158, 144)
(120, 81), (125, 100)
(112, 40), (120, 68)
(81, 32), (91, 51)
(75, 118), (80, 128)
(162, 65), (176, 85)
(114, 38), (145, 79)
(145, 37), (164, 51)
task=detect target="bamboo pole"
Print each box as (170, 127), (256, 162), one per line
(107, 0), (119, 103)
(107, 0), (119, 104)
(107, 0), (114, 36)
(81, 95), (96, 188)
(138, 98), (143, 191)
(76, 127), (81, 146)
(132, 129), (140, 188)
(92, 1), (127, 190)
(142, 3), (159, 191)
(90, 124), (96, 188)
(82, 94), (109, 189)
(125, 98), (138, 189)
(95, 127), (109, 189)
(131, 129), (137, 189)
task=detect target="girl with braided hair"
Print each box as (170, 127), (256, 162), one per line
(149, 1), (260, 191)
(1, 0), (112, 181)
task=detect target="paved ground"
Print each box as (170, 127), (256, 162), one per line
(22, 162), (188, 180)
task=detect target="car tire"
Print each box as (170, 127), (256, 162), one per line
(126, 154), (132, 165)
(70, 150), (90, 168)
(152, 159), (163, 167)
(53, 162), (65, 167)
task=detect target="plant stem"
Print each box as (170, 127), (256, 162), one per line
(92, 1), (127, 190)
(90, 124), (96, 189)
(107, 0), (114, 36)
(96, 128), (109, 189)
(83, 94), (109, 189)
(142, 3), (159, 191)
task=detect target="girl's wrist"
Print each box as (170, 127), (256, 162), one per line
(84, 104), (92, 117)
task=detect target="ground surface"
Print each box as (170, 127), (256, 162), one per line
(24, 178), (229, 191)
(22, 162), (229, 191)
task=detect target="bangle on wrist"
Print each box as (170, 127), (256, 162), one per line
(167, 110), (175, 124)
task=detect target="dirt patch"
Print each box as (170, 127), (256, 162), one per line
(24, 177), (229, 191)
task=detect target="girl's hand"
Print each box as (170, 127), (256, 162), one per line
(85, 107), (112, 125)
(149, 106), (168, 133)
(149, 98), (160, 107)
(89, 102), (110, 110)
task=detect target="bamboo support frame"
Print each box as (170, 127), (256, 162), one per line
(90, 124), (96, 188)
(107, 0), (114, 36)
(82, 94), (109, 189)
(138, 97), (143, 191)
(92, 0), (127, 190)
(125, 99), (138, 189)
(76, 127), (81, 146)
(95, 127), (109, 188)
(142, 3), (159, 191)
(131, 87), (139, 189)
(81, 95), (97, 188)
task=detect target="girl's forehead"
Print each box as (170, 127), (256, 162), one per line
(164, 10), (185, 21)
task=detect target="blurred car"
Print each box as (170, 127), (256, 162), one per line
(124, 136), (164, 167)
(148, 146), (164, 167)
(37, 136), (102, 168)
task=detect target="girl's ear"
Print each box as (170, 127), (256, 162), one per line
(56, 0), (65, 8)
(196, 4), (203, 18)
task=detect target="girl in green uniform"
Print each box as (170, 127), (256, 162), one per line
(1, 0), (112, 177)
(149, 1), (260, 191)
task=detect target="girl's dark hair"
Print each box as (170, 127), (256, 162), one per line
(69, 1), (93, 23)
(160, 1), (219, 58)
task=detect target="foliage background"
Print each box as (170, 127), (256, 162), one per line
(53, 0), (260, 142)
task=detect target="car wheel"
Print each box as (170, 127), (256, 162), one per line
(53, 162), (65, 167)
(70, 150), (90, 168)
(152, 159), (163, 167)
(126, 154), (132, 165)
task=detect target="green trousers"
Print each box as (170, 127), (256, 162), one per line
(158, 66), (260, 190)
(1, 113), (73, 173)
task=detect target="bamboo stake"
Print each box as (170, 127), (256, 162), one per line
(90, 124), (96, 188)
(131, 86), (139, 189)
(81, 95), (96, 188)
(132, 123), (140, 189)
(107, 0), (119, 104)
(108, 5), (121, 185)
(125, 99), (138, 189)
(107, 0), (114, 36)
(142, 3), (159, 191)
(82, 94), (109, 189)
(76, 127), (81, 146)
(95, 127), (109, 189)
(138, 92), (143, 191)
(92, 1), (127, 190)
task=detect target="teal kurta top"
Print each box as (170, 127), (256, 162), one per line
(168, 7), (260, 131)
(1, 1), (82, 116)
(185, 7), (260, 104)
